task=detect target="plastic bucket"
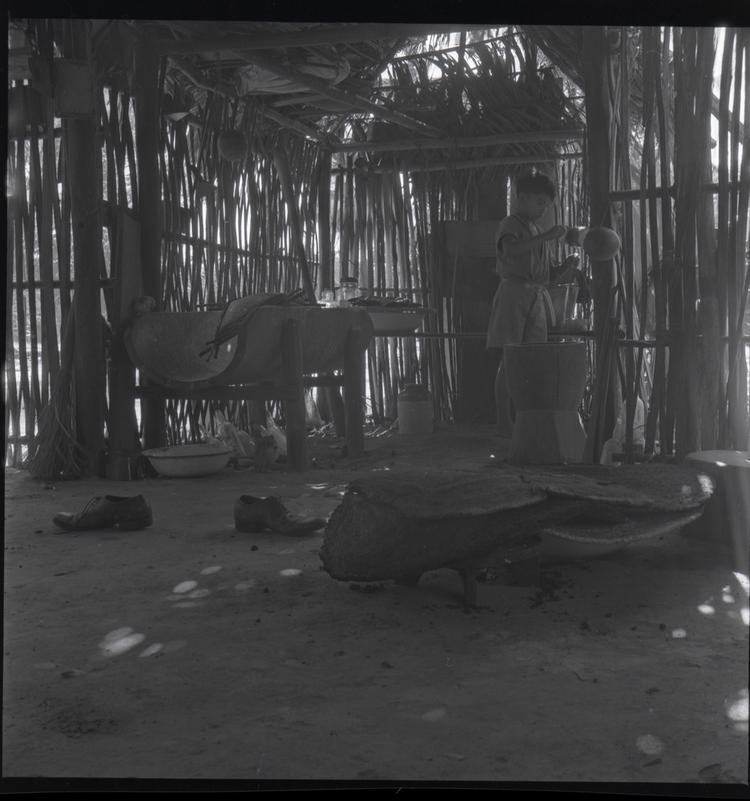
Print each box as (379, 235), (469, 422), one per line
(397, 384), (434, 434)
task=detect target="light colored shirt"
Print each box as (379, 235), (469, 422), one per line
(495, 213), (549, 285)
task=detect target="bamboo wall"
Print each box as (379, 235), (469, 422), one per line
(603, 26), (750, 458)
(6, 24), (749, 467)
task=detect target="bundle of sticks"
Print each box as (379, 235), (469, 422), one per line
(23, 296), (87, 480)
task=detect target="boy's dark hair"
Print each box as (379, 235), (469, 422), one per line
(516, 172), (556, 200)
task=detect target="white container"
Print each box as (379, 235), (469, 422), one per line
(142, 443), (232, 477)
(337, 279), (359, 305)
(397, 384), (434, 434)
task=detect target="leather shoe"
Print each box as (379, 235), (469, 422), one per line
(53, 495), (153, 531)
(234, 495), (325, 535)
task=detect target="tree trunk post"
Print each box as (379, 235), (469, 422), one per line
(134, 38), (165, 448)
(66, 20), (105, 474)
(281, 318), (308, 471)
(582, 26), (618, 460)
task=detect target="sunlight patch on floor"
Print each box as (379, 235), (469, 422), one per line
(172, 580), (198, 594)
(99, 627), (146, 657)
(725, 688), (749, 733)
(635, 734), (664, 756)
(732, 572), (749, 594)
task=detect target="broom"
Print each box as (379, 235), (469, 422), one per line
(23, 295), (87, 480)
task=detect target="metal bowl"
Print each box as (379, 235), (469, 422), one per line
(142, 444), (233, 477)
(366, 308), (425, 336)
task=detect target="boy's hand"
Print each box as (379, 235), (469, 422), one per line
(544, 224), (568, 242)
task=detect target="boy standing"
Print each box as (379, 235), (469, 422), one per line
(486, 172), (579, 435)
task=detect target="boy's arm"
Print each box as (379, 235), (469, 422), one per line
(500, 224), (567, 258)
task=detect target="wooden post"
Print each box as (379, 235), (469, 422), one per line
(316, 147), (346, 431)
(134, 38), (165, 448)
(343, 325), (365, 457)
(582, 26), (618, 460)
(107, 210), (142, 479)
(344, 327), (366, 457)
(66, 20), (105, 474)
(696, 28), (720, 451)
(657, 27), (677, 453)
(281, 318), (307, 471)
(317, 148), (333, 293)
(344, 327), (365, 457)
(673, 26), (701, 458)
(716, 29), (734, 447)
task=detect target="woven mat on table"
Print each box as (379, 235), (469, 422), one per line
(202, 291), (305, 359)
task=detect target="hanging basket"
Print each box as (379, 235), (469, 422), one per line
(217, 129), (247, 162)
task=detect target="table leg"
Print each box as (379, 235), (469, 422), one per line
(281, 318), (307, 471)
(344, 326), (365, 457)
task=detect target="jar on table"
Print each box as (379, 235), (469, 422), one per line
(338, 277), (359, 305)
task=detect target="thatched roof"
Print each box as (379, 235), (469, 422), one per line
(73, 20), (587, 167)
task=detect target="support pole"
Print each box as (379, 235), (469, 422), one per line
(134, 38), (165, 448)
(317, 148), (333, 294)
(66, 20), (105, 474)
(343, 326), (366, 458)
(315, 146), (346, 432)
(582, 26), (617, 460)
(281, 319), (308, 471)
(107, 210), (142, 479)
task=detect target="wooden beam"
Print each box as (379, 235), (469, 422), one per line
(260, 105), (336, 144)
(610, 180), (750, 201)
(331, 128), (585, 154)
(366, 152), (583, 174)
(610, 185), (675, 201)
(170, 56), (336, 144)
(154, 23), (480, 55)
(236, 51), (442, 137)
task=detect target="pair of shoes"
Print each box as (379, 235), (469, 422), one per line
(234, 495), (325, 536)
(53, 495), (153, 531)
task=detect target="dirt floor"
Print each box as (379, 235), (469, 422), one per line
(2, 425), (749, 788)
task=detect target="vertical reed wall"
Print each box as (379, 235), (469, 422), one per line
(6, 24), (749, 466)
